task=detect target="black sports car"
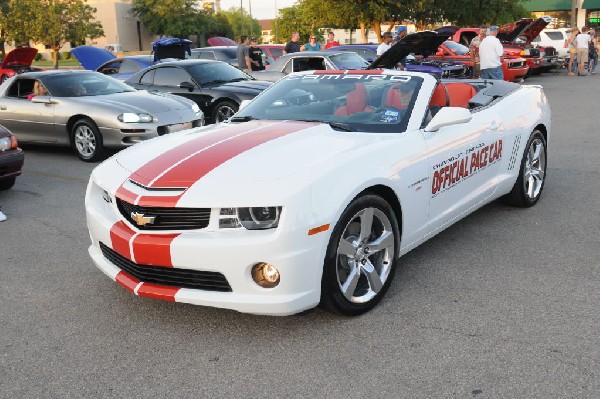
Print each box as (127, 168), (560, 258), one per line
(124, 60), (272, 124)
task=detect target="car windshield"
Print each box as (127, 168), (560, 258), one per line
(234, 72), (423, 133)
(328, 53), (370, 70)
(443, 41), (469, 55)
(186, 62), (251, 85)
(41, 72), (135, 97)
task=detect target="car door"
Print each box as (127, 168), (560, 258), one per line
(0, 78), (56, 142)
(148, 66), (211, 111)
(424, 105), (505, 234)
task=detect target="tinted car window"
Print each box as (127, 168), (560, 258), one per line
(153, 67), (191, 87)
(443, 41), (469, 55)
(185, 62), (250, 85)
(98, 60), (122, 75)
(42, 72), (135, 97)
(6, 79), (35, 98)
(119, 59), (142, 74)
(328, 53), (370, 69)
(546, 31), (565, 40)
(270, 48), (284, 58)
(197, 51), (216, 60)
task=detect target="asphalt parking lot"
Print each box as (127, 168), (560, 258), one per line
(1, 71), (599, 398)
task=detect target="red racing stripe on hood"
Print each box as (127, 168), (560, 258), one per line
(129, 121), (278, 187)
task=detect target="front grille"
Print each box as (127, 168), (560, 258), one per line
(544, 47), (556, 57)
(528, 48), (540, 57)
(116, 198), (211, 230)
(100, 242), (232, 292)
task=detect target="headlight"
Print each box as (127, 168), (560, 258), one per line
(118, 113), (154, 123)
(219, 207), (282, 230)
(520, 49), (530, 56)
(0, 137), (11, 151)
(191, 103), (201, 115)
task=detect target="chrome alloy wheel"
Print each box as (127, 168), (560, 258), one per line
(335, 207), (395, 303)
(215, 105), (236, 122)
(523, 137), (546, 200)
(74, 124), (97, 158)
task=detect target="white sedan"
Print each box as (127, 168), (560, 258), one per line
(85, 69), (550, 316)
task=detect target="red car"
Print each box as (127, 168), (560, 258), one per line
(0, 47), (40, 83)
(0, 124), (24, 190)
(431, 40), (529, 82)
(258, 44), (285, 68)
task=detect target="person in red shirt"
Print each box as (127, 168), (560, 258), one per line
(324, 31), (340, 49)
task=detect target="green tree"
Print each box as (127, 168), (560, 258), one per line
(0, 0), (10, 58)
(32, 0), (104, 69)
(220, 7), (261, 41)
(4, 0), (40, 47)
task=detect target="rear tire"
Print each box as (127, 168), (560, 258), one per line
(320, 194), (400, 316)
(503, 130), (547, 207)
(0, 177), (16, 190)
(71, 118), (105, 162)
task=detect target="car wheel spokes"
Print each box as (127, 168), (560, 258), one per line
(524, 138), (546, 199)
(217, 106), (235, 122)
(336, 207), (394, 303)
(75, 125), (96, 157)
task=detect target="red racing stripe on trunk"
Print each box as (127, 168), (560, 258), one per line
(128, 121), (276, 187)
(115, 271), (140, 293)
(109, 221), (136, 260)
(131, 233), (179, 267)
(136, 283), (179, 302)
(151, 120), (315, 188)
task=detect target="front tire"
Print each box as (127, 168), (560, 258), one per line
(211, 100), (238, 123)
(503, 130), (547, 207)
(71, 118), (105, 162)
(320, 194), (400, 316)
(0, 177), (16, 190)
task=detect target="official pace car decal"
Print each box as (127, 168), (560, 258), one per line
(431, 139), (503, 197)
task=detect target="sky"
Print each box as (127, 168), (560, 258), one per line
(218, 0), (296, 20)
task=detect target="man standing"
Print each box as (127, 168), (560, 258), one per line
(377, 32), (394, 56)
(324, 31), (340, 49)
(479, 26), (504, 80)
(576, 26), (591, 75)
(248, 37), (265, 71)
(237, 35), (252, 71)
(469, 26), (487, 78)
(395, 26), (408, 41)
(283, 32), (301, 55)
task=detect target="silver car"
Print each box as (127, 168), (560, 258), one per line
(0, 70), (204, 161)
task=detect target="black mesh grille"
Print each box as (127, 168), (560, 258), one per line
(544, 47), (556, 57)
(116, 198), (211, 230)
(100, 242), (232, 292)
(528, 48), (540, 57)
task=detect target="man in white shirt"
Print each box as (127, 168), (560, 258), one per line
(479, 25), (504, 80)
(575, 26), (592, 75)
(377, 32), (393, 56)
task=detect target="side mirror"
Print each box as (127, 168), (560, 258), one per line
(239, 99), (252, 110)
(31, 95), (54, 104)
(424, 107), (472, 132)
(179, 81), (195, 91)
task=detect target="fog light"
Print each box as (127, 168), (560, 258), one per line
(251, 262), (280, 288)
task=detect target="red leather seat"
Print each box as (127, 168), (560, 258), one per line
(429, 83), (449, 107)
(445, 83), (477, 108)
(334, 84), (374, 116)
(383, 83), (408, 109)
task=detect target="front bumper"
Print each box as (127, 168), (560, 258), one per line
(0, 148), (24, 180)
(100, 118), (203, 149)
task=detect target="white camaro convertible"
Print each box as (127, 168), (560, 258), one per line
(86, 62), (550, 316)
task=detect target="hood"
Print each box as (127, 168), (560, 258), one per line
(498, 17), (551, 45)
(2, 47), (38, 68)
(114, 120), (382, 193)
(434, 26), (460, 38)
(71, 46), (116, 70)
(368, 31), (448, 70)
(210, 80), (272, 93)
(152, 37), (192, 62)
(208, 36), (238, 46)
(77, 91), (193, 114)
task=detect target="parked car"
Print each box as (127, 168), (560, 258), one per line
(532, 28), (571, 59)
(0, 70), (203, 162)
(73, 38), (192, 81)
(498, 17), (558, 74)
(329, 42), (469, 78)
(0, 124), (24, 190)
(250, 50), (370, 82)
(188, 46), (238, 66)
(0, 47), (41, 83)
(124, 59), (271, 124)
(258, 44), (285, 66)
(430, 40), (529, 82)
(85, 57), (551, 316)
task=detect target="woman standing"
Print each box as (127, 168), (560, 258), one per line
(567, 27), (579, 76)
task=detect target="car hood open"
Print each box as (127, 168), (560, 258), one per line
(498, 17), (552, 45)
(152, 37), (192, 62)
(2, 47), (38, 68)
(208, 36), (238, 46)
(71, 46), (116, 71)
(368, 31), (448, 70)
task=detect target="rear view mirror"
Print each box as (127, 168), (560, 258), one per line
(179, 81), (195, 91)
(30, 95), (54, 104)
(424, 107), (472, 132)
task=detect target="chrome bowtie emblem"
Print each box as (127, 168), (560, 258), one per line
(131, 212), (156, 226)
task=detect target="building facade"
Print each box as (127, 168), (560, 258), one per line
(524, 0), (600, 28)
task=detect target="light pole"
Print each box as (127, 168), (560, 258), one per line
(249, 0), (253, 37)
(240, 0), (244, 38)
(274, 0), (278, 43)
